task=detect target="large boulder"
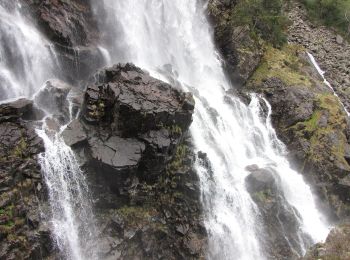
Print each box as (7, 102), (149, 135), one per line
(82, 63), (194, 135)
(64, 63), (195, 182)
(245, 165), (311, 259)
(61, 63), (206, 259)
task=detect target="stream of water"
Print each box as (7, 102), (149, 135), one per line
(98, 1), (330, 259)
(0, 0), (332, 259)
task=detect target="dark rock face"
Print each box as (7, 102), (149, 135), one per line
(207, 0), (262, 85)
(0, 99), (51, 259)
(21, 0), (105, 82)
(245, 166), (312, 259)
(62, 63), (206, 259)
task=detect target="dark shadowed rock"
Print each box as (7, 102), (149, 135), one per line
(62, 63), (205, 259)
(82, 63), (194, 136)
(0, 98), (52, 259)
(89, 136), (145, 173)
(21, 0), (105, 82)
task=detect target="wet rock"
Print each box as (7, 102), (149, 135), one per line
(62, 119), (87, 147)
(63, 63), (205, 259)
(245, 167), (311, 259)
(34, 79), (72, 122)
(245, 44), (350, 219)
(0, 98), (38, 122)
(21, 0), (105, 82)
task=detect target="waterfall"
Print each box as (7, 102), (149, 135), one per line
(37, 124), (98, 260)
(98, 0), (330, 259)
(0, 0), (56, 100)
(0, 2), (98, 259)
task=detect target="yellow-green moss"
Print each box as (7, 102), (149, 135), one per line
(249, 45), (312, 87)
(252, 189), (272, 203)
(167, 144), (187, 173)
(294, 94), (349, 167)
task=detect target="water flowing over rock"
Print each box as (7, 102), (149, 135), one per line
(0, 0), (56, 99)
(60, 63), (205, 259)
(4, 0), (350, 259)
(96, 1), (329, 259)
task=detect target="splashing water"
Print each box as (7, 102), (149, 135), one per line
(98, 0), (330, 259)
(37, 124), (98, 260)
(0, 0), (56, 100)
(0, 1), (99, 258)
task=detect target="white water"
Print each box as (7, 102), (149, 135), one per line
(0, 0), (56, 100)
(0, 2), (98, 259)
(37, 123), (98, 260)
(308, 52), (350, 116)
(99, 0), (330, 259)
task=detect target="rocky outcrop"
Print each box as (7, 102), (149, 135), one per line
(21, 0), (105, 82)
(245, 165), (312, 259)
(62, 63), (206, 259)
(207, 0), (263, 85)
(245, 44), (350, 219)
(0, 99), (51, 259)
(287, 2), (350, 112)
(303, 223), (350, 259)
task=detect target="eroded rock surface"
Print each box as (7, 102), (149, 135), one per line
(0, 99), (50, 259)
(21, 0), (105, 82)
(62, 63), (206, 259)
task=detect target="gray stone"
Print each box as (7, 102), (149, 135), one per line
(62, 119), (87, 147)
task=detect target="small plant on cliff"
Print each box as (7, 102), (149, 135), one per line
(232, 0), (289, 47)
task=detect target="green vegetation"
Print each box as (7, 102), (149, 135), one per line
(252, 189), (272, 203)
(232, 0), (289, 47)
(302, 0), (350, 37)
(294, 93), (349, 167)
(249, 45), (312, 86)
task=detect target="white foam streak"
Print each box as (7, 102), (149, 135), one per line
(307, 52), (350, 116)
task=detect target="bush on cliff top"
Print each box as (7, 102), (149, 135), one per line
(302, 0), (350, 36)
(232, 0), (289, 47)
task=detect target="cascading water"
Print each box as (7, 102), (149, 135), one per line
(0, 1), (98, 259)
(0, 0), (56, 100)
(37, 123), (98, 260)
(98, 0), (330, 259)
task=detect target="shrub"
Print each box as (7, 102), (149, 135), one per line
(232, 0), (289, 47)
(302, 0), (350, 36)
